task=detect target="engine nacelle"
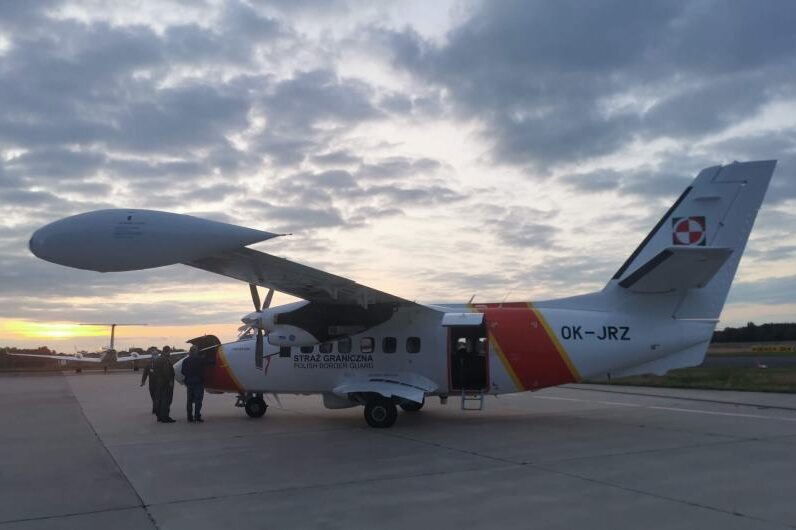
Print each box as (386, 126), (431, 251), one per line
(29, 209), (279, 272)
(267, 325), (320, 347)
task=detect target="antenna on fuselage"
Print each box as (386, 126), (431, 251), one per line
(500, 290), (514, 306)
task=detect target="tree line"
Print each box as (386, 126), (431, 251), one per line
(713, 322), (796, 343)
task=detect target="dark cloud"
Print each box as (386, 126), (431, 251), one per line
(356, 156), (442, 180)
(111, 83), (251, 153)
(727, 274), (796, 306)
(311, 150), (362, 166)
(262, 69), (380, 133)
(559, 169), (623, 194)
(248, 160), (462, 231)
(381, 0), (796, 169)
(5, 148), (106, 180)
(178, 183), (241, 203)
(0, 189), (69, 208)
(479, 205), (560, 250)
(745, 244), (796, 263)
(243, 199), (347, 231)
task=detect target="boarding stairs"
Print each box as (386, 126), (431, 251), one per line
(460, 389), (485, 411)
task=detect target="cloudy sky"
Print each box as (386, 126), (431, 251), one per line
(1, 0), (795, 350)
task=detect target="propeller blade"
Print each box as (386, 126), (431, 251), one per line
(249, 284), (261, 311)
(262, 288), (274, 310)
(255, 328), (263, 369)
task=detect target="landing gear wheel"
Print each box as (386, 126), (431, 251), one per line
(364, 397), (397, 428)
(400, 399), (424, 412)
(244, 397), (267, 418)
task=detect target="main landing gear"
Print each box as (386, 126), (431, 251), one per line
(236, 393), (268, 418)
(364, 396), (398, 428)
(357, 394), (425, 428)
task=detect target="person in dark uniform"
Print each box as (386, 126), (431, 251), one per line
(181, 345), (205, 423)
(153, 346), (176, 423)
(139, 347), (159, 414)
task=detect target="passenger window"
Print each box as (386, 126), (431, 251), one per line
(407, 337), (421, 354)
(338, 337), (352, 354)
(319, 342), (333, 354)
(382, 337), (397, 353)
(300, 346), (314, 353)
(360, 337), (374, 354)
(279, 346), (291, 358)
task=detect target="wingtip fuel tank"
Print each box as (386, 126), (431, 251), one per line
(29, 209), (280, 272)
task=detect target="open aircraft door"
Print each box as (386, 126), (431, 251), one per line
(186, 335), (222, 390)
(442, 313), (489, 393)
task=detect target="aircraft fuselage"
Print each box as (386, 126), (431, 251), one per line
(187, 302), (715, 397)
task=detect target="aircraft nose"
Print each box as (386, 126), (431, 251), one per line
(28, 229), (45, 258)
(173, 357), (185, 385)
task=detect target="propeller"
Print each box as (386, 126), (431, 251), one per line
(244, 284), (275, 370)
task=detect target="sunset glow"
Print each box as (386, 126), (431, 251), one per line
(0, 321), (108, 341)
(0, 318), (240, 351)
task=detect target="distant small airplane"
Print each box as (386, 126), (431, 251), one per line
(5, 323), (184, 371)
(27, 160), (776, 426)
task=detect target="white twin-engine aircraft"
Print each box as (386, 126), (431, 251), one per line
(29, 161), (776, 427)
(5, 323), (169, 370)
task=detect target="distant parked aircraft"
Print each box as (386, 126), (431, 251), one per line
(6, 324), (184, 371)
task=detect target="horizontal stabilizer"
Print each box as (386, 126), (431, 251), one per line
(618, 246), (733, 293)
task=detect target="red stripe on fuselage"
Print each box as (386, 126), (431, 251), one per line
(478, 305), (576, 390)
(204, 346), (242, 393)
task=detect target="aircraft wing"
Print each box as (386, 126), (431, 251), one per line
(114, 354), (153, 363)
(115, 350), (188, 363)
(187, 247), (416, 307)
(5, 353), (103, 363)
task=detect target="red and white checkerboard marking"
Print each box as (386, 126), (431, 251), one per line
(672, 216), (706, 246)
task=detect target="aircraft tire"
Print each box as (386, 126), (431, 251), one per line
(364, 397), (397, 428)
(399, 399), (424, 412)
(244, 397), (267, 418)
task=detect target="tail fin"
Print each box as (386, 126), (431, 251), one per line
(608, 160), (776, 319)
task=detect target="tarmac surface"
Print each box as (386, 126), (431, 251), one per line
(2, 372), (796, 530)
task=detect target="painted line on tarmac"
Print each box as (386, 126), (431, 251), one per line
(533, 395), (641, 407)
(563, 385), (796, 412)
(532, 395), (796, 422)
(648, 405), (796, 422)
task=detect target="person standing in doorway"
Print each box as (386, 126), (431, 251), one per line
(154, 346), (176, 423)
(181, 345), (205, 423)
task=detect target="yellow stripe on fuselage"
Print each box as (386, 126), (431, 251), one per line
(527, 302), (581, 381)
(488, 330), (525, 391)
(216, 345), (244, 392)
